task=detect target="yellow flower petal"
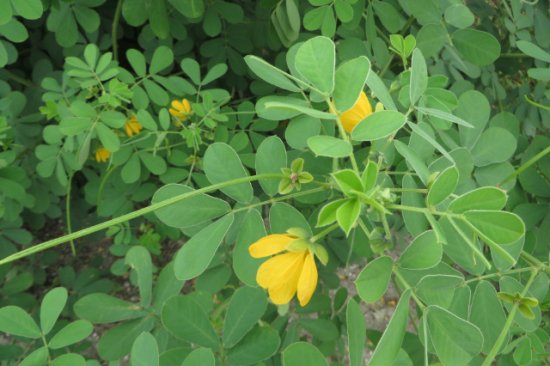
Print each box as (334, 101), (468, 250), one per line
(182, 98), (191, 112)
(256, 251), (299, 288)
(265, 252), (306, 305)
(297, 252), (318, 306)
(248, 234), (295, 258)
(340, 91), (372, 133)
(95, 147), (110, 163)
(171, 100), (184, 111)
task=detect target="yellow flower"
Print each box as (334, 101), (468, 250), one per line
(249, 234), (321, 306)
(124, 115), (142, 137)
(95, 147), (111, 163)
(169, 98), (192, 121)
(340, 91), (373, 133)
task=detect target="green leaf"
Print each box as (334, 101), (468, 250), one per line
(464, 210), (525, 245)
(11, 0), (43, 20)
(223, 287), (268, 348)
(426, 306), (484, 366)
(456, 90), (490, 149)
(372, 0), (405, 33)
(74, 293), (147, 324)
(161, 295), (219, 348)
(51, 353), (86, 366)
(152, 184), (230, 229)
(228, 325), (281, 366)
(406, 0), (441, 25)
(48, 320), (93, 349)
(346, 299), (366, 366)
(427, 165), (459, 206)
(204, 143), (253, 203)
(366, 70), (397, 111)
(410, 49), (428, 105)
(233, 210), (267, 287)
(255, 136), (287, 196)
(361, 160), (378, 191)
(355, 256), (393, 303)
(416, 23), (447, 58)
(0, 306), (41, 339)
(149, 0), (169, 38)
(470, 127), (517, 167)
(127, 49), (147, 77)
(270, 202), (312, 236)
(398, 230), (442, 270)
(307, 135), (352, 158)
(263, 100), (336, 120)
(333, 56), (370, 111)
(245, 55), (300, 92)
(96, 123), (120, 152)
(351, 110), (407, 141)
(19, 347), (48, 366)
(40, 287), (68, 335)
(452, 29), (501, 66)
(182, 348), (215, 366)
(0, 0), (13, 25)
(394, 140), (430, 185)
(299, 318), (339, 342)
(125, 246), (153, 307)
(203, 63), (227, 84)
(332, 169), (363, 196)
(416, 107), (473, 128)
(416, 275), (464, 308)
(174, 214), (234, 280)
(369, 290), (411, 365)
(336, 198), (361, 236)
(316, 199), (346, 227)
(470, 281), (507, 354)
(285, 115), (322, 149)
(169, 0), (205, 19)
(283, 342), (328, 366)
(293, 36), (335, 94)
(516, 40), (550, 62)
(444, 4), (474, 29)
(448, 187), (507, 213)
(97, 317), (155, 361)
(131, 332), (159, 366)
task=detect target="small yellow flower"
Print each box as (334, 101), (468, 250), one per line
(124, 115), (142, 137)
(340, 91), (373, 133)
(169, 98), (192, 121)
(95, 147), (111, 163)
(249, 234), (320, 306)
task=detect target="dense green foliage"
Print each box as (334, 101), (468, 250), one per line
(0, 0), (549, 365)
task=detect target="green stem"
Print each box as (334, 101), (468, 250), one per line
(524, 95), (550, 111)
(448, 217), (491, 269)
(389, 187), (428, 193)
(66, 174), (76, 256)
(231, 187), (327, 215)
(393, 267), (426, 311)
(310, 223), (340, 242)
(112, 0), (123, 61)
(0, 69), (37, 88)
(481, 269), (539, 366)
(0, 173), (284, 266)
(520, 251), (550, 273)
(500, 145), (550, 185)
(463, 266), (538, 284)
(385, 203), (459, 218)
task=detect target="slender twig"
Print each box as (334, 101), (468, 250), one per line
(500, 145), (550, 185)
(481, 269), (539, 366)
(112, 0), (124, 61)
(66, 173), (76, 256)
(0, 173), (284, 265)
